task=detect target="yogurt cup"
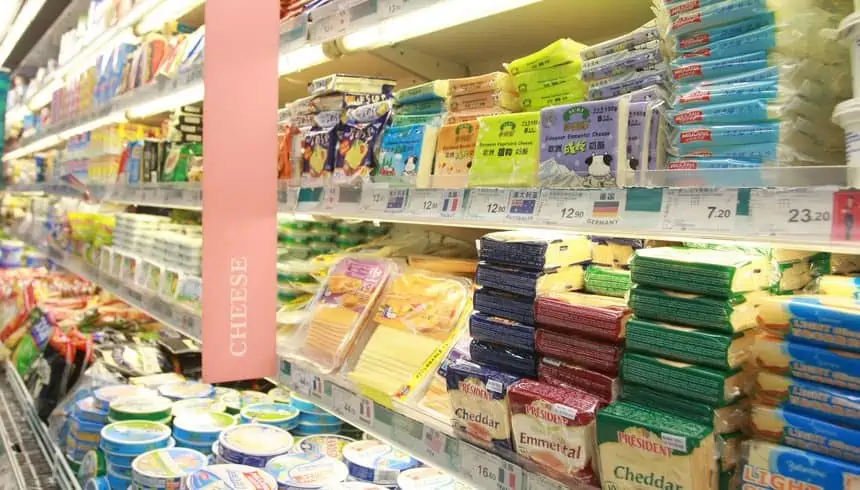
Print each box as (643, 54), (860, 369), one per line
(173, 411), (237, 443)
(77, 449), (106, 482)
(240, 403), (300, 429)
(172, 398), (227, 417)
(132, 447), (208, 489)
(218, 424), (294, 467)
(75, 397), (108, 424)
(99, 421), (172, 455)
(396, 468), (455, 490)
(264, 453), (348, 489)
(93, 385), (157, 411)
(183, 464), (278, 490)
(158, 381), (215, 400)
(268, 387), (292, 405)
(108, 395), (173, 421)
(342, 441), (420, 486)
(82, 476), (111, 490)
(295, 435), (355, 461)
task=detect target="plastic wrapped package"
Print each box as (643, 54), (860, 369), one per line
(376, 123), (439, 187)
(581, 20), (659, 60)
(505, 39), (587, 75)
(621, 383), (749, 434)
(446, 359), (520, 451)
(534, 292), (630, 343)
(513, 63), (584, 95)
(583, 265), (632, 298)
(448, 72), (515, 97)
(475, 262), (584, 297)
(587, 66), (668, 101)
(473, 288), (535, 325)
(469, 312), (535, 351)
(292, 257), (395, 373)
(753, 334), (860, 392)
(468, 112), (540, 187)
(519, 84), (589, 111)
(754, 370), (860, 429)
(332, 105), (391, 185)
(447, 91), (520, 113)
(813, 275), (860, 299)
(416, 329), (472, 422)
(622, 352), (747, 406)
(667, 95), (832, 126)
(301, 126), (336, 187)
(393, 80), (449, 104)
(813, 252), (860, 274)
(749, 404), (860, 463)
(443, 108), (510, 124)
(538, 357), (620, 405)
(478, 231), (592, 270)
(469, 340), (537, 378)
(756, 295), (860, 352)
(738, 440), (860, 490)
(626, 318), (755, 370)
(308, 74), (395, 95)
(535, 329), (623, 375)
(434, 121), (479, 177)
(629, 286), (764, 333)
(395, 98), (446, 116)
(582, 40), (664, 81)
(591, 237), (642, 267)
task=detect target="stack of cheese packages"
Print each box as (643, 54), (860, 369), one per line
(598, 246), (773, 490)
(655, 0), (851, 174)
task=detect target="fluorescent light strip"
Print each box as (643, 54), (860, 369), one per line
(125, 80), (203, 118)
(136, 0), (206, 35)
(0, 0), (47, 66)
(278, 44), (329, 75)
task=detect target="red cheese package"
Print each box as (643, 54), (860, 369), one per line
(535, 329), (624, 375)
(508, 380), (600, 486)
(535, 292), (630, 343)
(538, 357), (620, 405)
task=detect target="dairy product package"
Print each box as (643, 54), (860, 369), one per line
(581, 20), (660, 60)
(377, 123), (439, 188)
(753, 334), (860, 392)
(443, 108), (511, 124)
(434, 121), (478, 176)
(666, 0), (844, 38)
(591, 237), (642, 267)
(332, 111), (389, 185)
(621, 382), (749, 434)
(588, 66), (668, 101)
(514, 63), (584, 95)
(583, 265), (633, 298)
(739, 440), (860, 490)
(478, 231), (592, 270)
(470, 340), (537, 378)
(509, 380), (600, 485)
(538, 357), (620, 405)
(301, 126), (336, 187)
(626, 101), (652, 183)
(538, 97), (632, 188)
(629, 286), (762, 333)
(622, 352), (747, 406)
(536, 329), (624, 375)
(473, 288), (535, 326)
(534, 292), (630, 343)
(813, 275), (860, 299)
(313, 93), (391, 113)
(448, 72), (515, 97)
(417, 329), (472, 422)
(395, 98), (447, 116)
(667, 95), (829, 126)
(667, 119), (841, 158)
(631, 247), (772, 296)
(476, 262), (584, 297)
(757, 295), (860, 352)
(446, 359), (520, 451)
(812, 253), (860, 275)
(597, 401), (716, 490)
(469, 312), (536, 352)
(505, 38), (587, 75)
(520, 85), (590, 111)
(754, 370), (860, 429)
(448, 91), (521, 113)
(468, 112), (540, 187)
(626, 318), (754, 370)
(582, 40), (664, 81)
(671, 52), (810, 85)
(749, 405), (860, 463)
(392, 113), (446, 127)
(394, 80), (449, 104)
(308, 74), (395, 95)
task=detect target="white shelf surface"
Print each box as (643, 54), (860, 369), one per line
(6, 182), (203, 210)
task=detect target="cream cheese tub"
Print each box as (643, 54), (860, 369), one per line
(99, 421), (172, 455)
(296, 435), (355, 461)
(291, 395), (327, 415)
(77, 449), (106, 481)
(104, 437), (176, 467)
(396, 468), (455, 490)
(159, 381), (215, 400)
(218, 424), (294, 467)
(184, 463), (278, 489)
(173, 411), (238, 444)
(93, 385), (157, 411)
(132, 447), (208, 488)
(75, 397), (108, 424)
(342, 441), (419, 486)
(83, 476), (110, 490)
(268, 387), (292, 405)
(216, 389), (242, 414)
(241, 390), (272, 408)
(172, 398), (227, 417)
(264, 453), (348, 489)
(240, 403), (300, 429)
(108, 395), (173, 421)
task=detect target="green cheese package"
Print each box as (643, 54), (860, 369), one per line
(621, 383), (749, 434)
(161, 143), (202, 182)
(621, 352), (747, 406)
(584, 265), (632, 298)
(12, 308), (55, 377)
(468, 112), (540, 187)
(628, 286), (763, 333)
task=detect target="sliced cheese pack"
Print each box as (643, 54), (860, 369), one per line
(446, 360), (520, 451)
(757, 295), (860, 353)
(478, 231), (592, 270)
(749, 405), (860, 464)
(506, 39), (587, 75)
(626, 318), (755, 370)
(754, 371), (860, 430)
(473, 288), (535, 325)
(448, 72), (515, 97)
(394, 80), (449, 104)
(469, 312), (536, 351)
(534, 292), (630, 343)
(621, 383), (749, 434)
(536, 329), (623, 375)
(740, 440), (860, 490)
(294, 257), (395, 373)
(476, 262), (584, 297)
(597, 401), (716, 490)
(583, 265), (632, 298)
(629, 286), (762, 333)
(468, 112), (541, 187)
(470, 340), (537, 378)
(753, 335), (860, 392)
(815, 275), (860, 299)
(631, 247), (773, 297)
(538, 357), (620, 405)
(591, 238), (642, 267)
(621, 352), (746, 406)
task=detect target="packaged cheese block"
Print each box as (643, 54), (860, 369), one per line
(597, 401), (716, 490)
(446, 360), (520, 451)
(621, 383), (749, 434)
(447, 91), (520, 113)
(394, 80), (449, 104)
(476, 262), (584, 297)
(538, 357), (620, 405)
(631, 247), (773, 297)
(583, 265), (632, 298)
(718, 431), (744, 471)
(628, 286), (762, 333)
(308, 74), (395, 96)
(514, 63), (583, 95)
(506, 39), (587, 75)
(740, 440), (860, 490)
(434, 122), (478, 177)
(406, 256), (478, 276)
(478, 231), (592, 270)
(622, 352), (747, 406)
(753, 334), (860, 392)
(757, 295), (860, 353)
(469, 312), (535, 351)
(771, 258), (814, 295)
(815, 275), (860, 299)
(536, 329), (623, 375)
(470, 340), (537, 378)
(591, 237), (642, 267)
(813, 253), (860, 275)
(347, 270), (469, 399)
(626, 318), (755, 370)
(448, 72), (515, 97)
(749, 405), (860, 464)
(473, 288), (534, 325)
(468, 112), (540, 187)
(294, 257), (395, 373)
(534, 292), (630, 343)
(509, 380), (600, 485)
(754, 371), (860, 430)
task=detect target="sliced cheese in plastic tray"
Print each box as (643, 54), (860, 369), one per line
(621, 352), (747, 406)
(478, 231), (592, 271)
(739, 440), (860, 490)
(473, 287), (535, 326)
(754, 370), (860, 430)
(536, 329), (623, 375)
(469, 312), (536, 351)
(469, 339), (537, 378)
(749, 404), (860, 464)
(475, 262), (584, 297)
(757, 295), (860, 353)
(752, 334), (860, 392)
(538, 357), (620, 405)
(534, 292), (630, 343)
(628, 286), (761, 333)
(621, 382), (749, 434)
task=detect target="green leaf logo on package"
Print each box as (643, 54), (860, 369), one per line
(499, 121), (517, 137)
(563, 106), (590, 122)
(455, 123), (474, 140)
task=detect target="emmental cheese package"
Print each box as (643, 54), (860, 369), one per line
(478, 231), (592, 271)
(740, 440), (860, 490)
(597, 401), (717, 490)
(757, 295), (860, 353)
(749, 405), (860, 464)
(539, 357), (620, 405)
(626, 318), (755, 370)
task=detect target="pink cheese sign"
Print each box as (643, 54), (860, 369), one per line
(202, 0), (279, 382)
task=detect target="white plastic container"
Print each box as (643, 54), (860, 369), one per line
(832, 98), (860, 187)
(840, 12), (860, 97)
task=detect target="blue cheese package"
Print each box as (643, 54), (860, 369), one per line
(668, 0), (835, 38)
(446, 359), (520, 451)
(754, 371), (860, 430)
(753, 335), (860, 392)
(469, 312), (536, 351)
(476, 262), (585, 297)
(581, 40), (664, 82)
(473, 287), (535, 326)
(740, 440), (860, 490)
(667, 97), (825, 126)
(750, 405), (860, 463)
(469, 340), (538, 378)
(581, 20), (659, 60)
(587, 66), (668, 101)
(376, 123), (439, 188)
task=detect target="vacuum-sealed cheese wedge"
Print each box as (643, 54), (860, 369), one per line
(597, 401), (717, 490)
(621, 383), (749, 434)
(749, 405), (860, 464)
(631, 247), (773, 297)
(539, 357), (620, 405)
(622, 352), (747, 406)
(740, 440), (860, 490)
(478, 231), (592, 270)
(536, 329), (623, 375)
(629, 286), (764, 333)
(535, 292), (629, 342)
(753, 334), (860, 392)
(754, 371), (860, 429)
(757, 295), (860, 353)
(446, 360), (520, 452)
(626, 318), (755, 370)
(476, 262), (584, 297)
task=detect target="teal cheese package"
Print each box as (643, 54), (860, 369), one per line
(754, 371), (860, 430)
(740, 440), (860, 490)
(753, 335), (860, 392)
(749, 405), (860, 463)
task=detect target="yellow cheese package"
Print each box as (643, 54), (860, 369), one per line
(293, 257), (395, 373)
(468, 112), (540, 188)
(448, 72), (515, 97)
(621, 352), (747, 406)
(749, 404), (860, 464)
(447, 91), (521, 113)
(434, 121), (479, 177)
(771, 258), (814, 295)
(346, 269), (470, 403)
(591, 238), (642, 267)
(813, 275), (860, 299)
(416, 329), (472, 425)
(513, 63), (583, 95)
(740, 439), (860, 490)
(620, 383), (749, 434)
(757, 295), (860, 353)
(505, 38), (587, 75)
(753, 334), (860, 392)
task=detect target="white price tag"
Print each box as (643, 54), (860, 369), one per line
(466, 188), (509, 220)
(422, 426), (445, 460)
(527, 473), (566, 490)
(438, 189), (465, 218)
(407, 189), (443, 217)
(358, 396), (374, 426)
(506, 190), (539, 222)
(330, 384), (360, 419)
(460, 444), (520, 490)
(291, 365), (322, 397)
(536, 189), (590, 224)
(322, 186), (340, 211)
(383, 189), (408, 213)
(751, 188), (835, 237)
(379, 0), (404, 17)
(360, 186), (390, 213)
(662, 188), (738, 233)
(314, 3), (350, 42)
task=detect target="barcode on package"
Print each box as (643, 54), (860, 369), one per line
(487, 379), (504, 393)
(661, 432), (687, 452)
(375, 469), (400, 485)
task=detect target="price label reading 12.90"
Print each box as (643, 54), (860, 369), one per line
(466, 189), (509, 220)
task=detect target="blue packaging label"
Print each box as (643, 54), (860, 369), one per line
(751, 406), (860, 463)
(669, 99), (774, 125)
(582, 41), (663, 81)
(588, 68), (666, 100)
(469, 312), (536, 351)
(672, 122), (782, 153)
(679, 25), (777, 60)
(672, 51), (770, 83)
(671, 0), (772, 36)
(377, 124), (429, 177)
(473, 288), (535, 325)
(675, 13), (774, 51)
(759, 296), (860, 353)
(673, 80), (779, 107)
(756, 371), (860, 430)
(742, 440), (860, 490)
(756, 337), (860, 392)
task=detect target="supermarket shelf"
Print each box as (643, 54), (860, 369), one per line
(5, 182), (203, 210)
(278, 358), (578, 490)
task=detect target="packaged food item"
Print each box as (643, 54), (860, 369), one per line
(184, 464), (278, 489)
(581, 20), (659, 60)
(621, 352), (747, 406)
(394, 80), (449, 104)
(295, 435), (355, 461)
(582, 39), (663, 81)
(314, 93), (390, 113)
(218, 424), (294, 467)
(536, 329), (623, 375)
(239, 403), (300, 430)
(443, 108), (511, 124)
(391, 113), (446, 127)
(588, 66), (667, 101)
(301, 127), (336, 186)
(448, 91), (520, 113)
(333, 111), (389, 184)
(506, 38), (587, 75)
(93, 385), (157, 412)
(750, 405), (860, 463)
(754, 371), (860, 429)
(341, 441), (419, 486)
(508, 380), (600, 485)
(470, 339), (537, 378)
(538, 357), (620, 405)
(434, 121), (479, 176)
(172, 412), (237, 443)
(534, 292), (630, 342)
(583, 265), (632, 298)
(446, 360), (520, 451)
(626, 318), (755, 370)
(739, 439), (860, 490)
(158, 381), (214, 400)
(132, 448), (208, 489)
(476, 262), (584, 297)
(468, 112), (540, 187)
(448, 72), (515, 97)
(308, 74), (395, 95)
(520, 86), (590, 111)
(108, 395), (173, 422)
(478, 231), (592, 270)
(264, 453), (348, 489)
(473, 288), (535, 325)
(99, 421), (172, 456)
(591, 237), (642, 267)
(753, 335), (860, 392)
(376, 123), (439, 187)
(514, 63), (584, 95)
(395, 98), (446, 116)
(621, 383), (749, 434)
(469, 312), (535, 351)
(629, 286), (763, 333)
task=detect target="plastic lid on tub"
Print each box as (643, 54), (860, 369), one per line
(296, 435), (355, 460)
(132, 447), (208, 486)
(833, 98), (860, 129)
(240, 403), (299, 424)
(158, 381), (215, 400)
(264, 453), (348, 488)
(100, 420), (171, 447)
(267, 387), (292, 405)
(109, 395), (172, 419)
(174, 411), (238, 434)
(342, 440), (418, 474)
(83, 476), (111, 490)
(397, 468), (456, 490)
(219, 424), (294, 457)
(184, 464), (278, 489)
(172, 398), (227, 416)
(320, 483), (388, 490)
(94, 385), (157, 410)
(77, 449), (106, 481)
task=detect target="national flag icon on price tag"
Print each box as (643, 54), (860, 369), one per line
(593, 191), (620, 218)
(498, 466), (517, 489)
(387, 190), (407, 210)
(509, 190), (538, 215)
(442, 191), (461, 213)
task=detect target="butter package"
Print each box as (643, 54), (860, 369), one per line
(581, 21), (660, 60)
(506, 38), (587, 75)
(468, 112), (540, 187)
(448, 72), (515, 97)
(754, 371), (860, 430)
(514, 63), (584, 95)
(308, 73), (395, 96)
(470, 312), (535, 351)
(434, 121), (478, 176)
(394, 80), (449, 104)
(629, 286), (761, 333)
(583, 265), (632, 298)
(621, 383), (749, 434)
(469, 340), (537, 378)
(536, 329), (623, 375)
(377, 123), (439, 187)
(597, 401), (716, 490)
(448, 91), (520, 113)
(539, 357), (620, 405)
(478, 231), (592, 270)
(538, 97), (631, 188)
(509, 380), (600, 486)
(473, 288), (534, 326)
(631, 247), (773, 297)
(815, 275), (860, 299)
(591, 237), (642, 267)
(446, 359), (520, 451)
(622, 352), (746, 406)
(626, 318), (755, 370)
(476, 262), (584, 297)
(581, 39), (664, 81)
(757, 295), (860, 353)
(750, 405), (860, 463)
(534, 292), (630, 343)
(740, 439), (860, 489)
(753, 335), (860, 392)
(520, 85), (589, 112)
